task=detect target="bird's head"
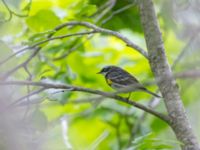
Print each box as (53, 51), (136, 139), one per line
(97, 65), (119, 76)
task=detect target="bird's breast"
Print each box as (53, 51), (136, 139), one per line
(106, 79), (112, 86)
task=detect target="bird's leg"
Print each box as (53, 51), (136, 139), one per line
(126, 92), (132, 100)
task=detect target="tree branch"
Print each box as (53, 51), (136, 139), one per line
(0, 80), (170, 123)
(0, 0), (31, 22)
(0, 31), (97, 67)
(139, 0), (200, 149)
(95, 0), (116, 22)
(8, 87), (45, 107)
(52, 21), (148, 58)
(175, 69), (200, 79)
(126, 32), (200, 147)
(101, 1), (137, 25)
(2, 47), (40, 79)
(0, 21), (146, 66)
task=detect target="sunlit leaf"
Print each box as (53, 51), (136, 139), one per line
(26, 9), (61, 32)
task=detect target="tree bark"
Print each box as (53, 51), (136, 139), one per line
(138, 0), (200, 150)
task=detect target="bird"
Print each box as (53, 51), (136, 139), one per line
(97, 65), (161, 98)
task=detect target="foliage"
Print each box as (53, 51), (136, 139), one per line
(0, 0), (200, 150)
(128, 133), (177, 150)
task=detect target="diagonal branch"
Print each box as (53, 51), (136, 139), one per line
(0, 31), (97, 67)
(9, 87), (45, 107)
(95, 0), (116, 22)
(101, 2), (137, 25)
(2, 47), (40, 79)
(0, 80), (170, 123)
(51, 21), (148, 58)
(0, 0), (31, 22)
(175, 69), (200, 79)
(0, 21), (146, 67)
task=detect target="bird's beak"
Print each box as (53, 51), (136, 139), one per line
(96, 71), (102, 74)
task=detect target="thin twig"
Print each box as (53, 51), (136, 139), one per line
(52, 21), (148, 58)
(95, 0), (116, 22)
(91, 0), (115, 18)
(0, 0), (32, 22)
(53, 37), (87, 61)
(0, 21), (146, 66)
(0, 31), (97, 67)
(53, 0), (117, 61)
(30, 31), (97, 48)
(172, 33), (198, 69)
(23, 66), (33, 119)
(2, 47), (40, 78)
(0, 80), (170, 123)
(175, 69), (200, 79)
(0, 47), (31, 66)
(102, 2), (136, 25)
(8, 87), (46, 108)
(68, 96), (104, 104)
(51, 0), (117, 60)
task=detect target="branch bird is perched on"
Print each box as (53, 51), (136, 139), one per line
(97, 66), (161, 98)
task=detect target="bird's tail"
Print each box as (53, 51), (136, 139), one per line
(142, 88), (162, 98)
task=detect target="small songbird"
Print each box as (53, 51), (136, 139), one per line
(97, 65), (161, 98)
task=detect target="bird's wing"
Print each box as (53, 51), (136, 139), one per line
(106, 71), (139, 86)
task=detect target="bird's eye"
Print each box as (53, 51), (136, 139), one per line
(102, 68), (106, 72)
(102, 67), (110, 72)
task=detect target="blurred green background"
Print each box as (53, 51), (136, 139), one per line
(0, 0), (200, 150)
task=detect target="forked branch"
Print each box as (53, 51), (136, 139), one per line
(0, 80), (170, 123)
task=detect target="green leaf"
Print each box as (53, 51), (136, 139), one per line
(59, 92), (72, 105)
(26, 9), (61, 32)
(78, 4), (97, 17)
(151, 117), (168, 133)
(129, 133), (174, 150)
(71, 0), (97, 19)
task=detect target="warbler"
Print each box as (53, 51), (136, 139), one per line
(97, 65), (161, 98)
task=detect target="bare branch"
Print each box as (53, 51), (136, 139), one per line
(102, 2), (137, 25)
(0, 0), (32, 22)
(91, 0), (115, 18)
(0, 80), (170, 123)
(2, 47), (40, 78)
(53, 37), (89, 61)
(0, 21), (146, 66)
(0, 47), (31, 66)
(67, 96), (104, 104)
(33, 31), (97, 47)
(95, 0), (116, 22)
(23, 65), (33, 119)
(172, 33), (199, 69)
(175, 69), (200, 79)
(0, 31), (97, 67)
(49, 0), (117, 60)
(52, 0), (117, 60)
(8, 87), (46, 107)
(52, 21), (148, 58)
